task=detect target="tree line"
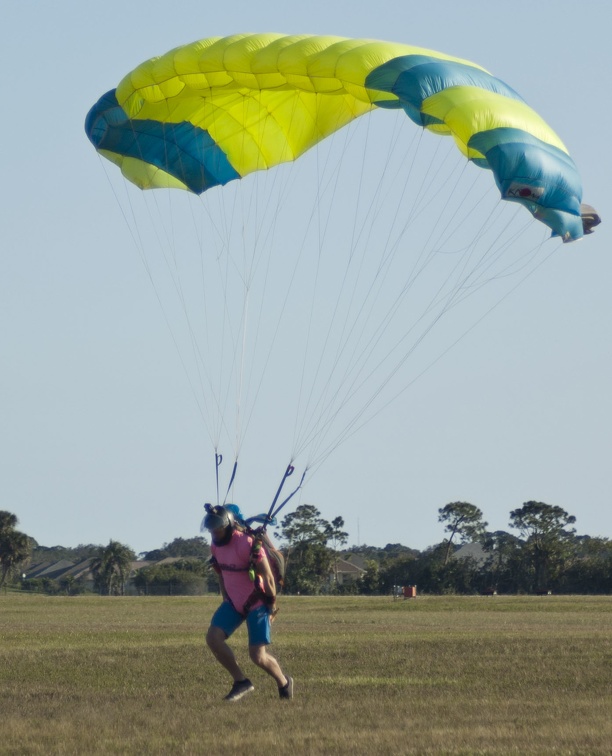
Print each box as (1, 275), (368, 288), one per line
(1, 501), (611, 595)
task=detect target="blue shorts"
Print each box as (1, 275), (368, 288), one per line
(210, 601), (271, 646)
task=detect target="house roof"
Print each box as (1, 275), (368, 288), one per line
(58, 558), (96, 579)
(343, 554), (367, 570)
(332, 558), (366, 575)
(25, 559), (76, 579)
(152, 556), (200, 566)
(23, 558), (168, 582)
(453, 543), (488, 565)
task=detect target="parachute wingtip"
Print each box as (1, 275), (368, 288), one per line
(580, 203), (601, 236)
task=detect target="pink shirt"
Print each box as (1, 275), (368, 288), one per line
(211, 530), (265, 612)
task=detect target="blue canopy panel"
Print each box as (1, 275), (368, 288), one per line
(469, 129), (583, 240)
(367, 55), (583, 241)
(366, 54), (525, 126)
(84, 90), (241, 193)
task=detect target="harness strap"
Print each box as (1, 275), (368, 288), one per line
(242, 587), (274, 616)
(214, 562), (249, 573)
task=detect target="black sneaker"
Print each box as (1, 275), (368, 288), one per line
(279, 676), (293, 700)
(224, 679), (254, 701)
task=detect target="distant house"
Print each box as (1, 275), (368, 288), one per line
(56, 558), (98, 587)
(25, 559), (79, 580)
(124, 560), (156, 596)
(150, 557), (197, 567)
(453, 542), (488, 565)
(330, 557), (366, 587)
(342, 554), (367, 571)
(23, 558), (159, 594)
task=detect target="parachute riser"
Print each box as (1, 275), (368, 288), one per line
(212, 453), (305, 529)
(214, 452), (238, 507)
(266, 464), (307, 528)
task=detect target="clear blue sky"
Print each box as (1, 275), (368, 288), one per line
(1, 1), (610, 554)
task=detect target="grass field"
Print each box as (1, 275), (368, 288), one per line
(1, 593), (611, 755)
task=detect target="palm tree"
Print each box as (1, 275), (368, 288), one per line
(91, 540), (135, 595)
(325, 517), (349, 589)
(0, 511), (18, 532)
(0, 511), (31, 588)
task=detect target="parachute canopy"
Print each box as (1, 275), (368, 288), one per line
(85, 33), (587, 242)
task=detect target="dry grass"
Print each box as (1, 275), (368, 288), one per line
(1, 593), (611, 754)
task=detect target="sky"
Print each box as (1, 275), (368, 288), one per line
(1, 1), (610, 556)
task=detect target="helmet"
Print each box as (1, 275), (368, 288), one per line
(203, 504), (235, 531)
(202, 504), (235, 545)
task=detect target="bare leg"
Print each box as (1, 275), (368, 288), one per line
(206, 625), (248, 682)
(249, 644), (288, 687)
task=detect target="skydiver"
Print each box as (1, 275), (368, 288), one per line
(203, 505), (293, 701)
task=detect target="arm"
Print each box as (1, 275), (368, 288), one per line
(210, 555), (230, 602)
(255, 552), (278, 617)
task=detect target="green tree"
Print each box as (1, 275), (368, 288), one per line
(356, 559), (382, 595)
(141, 536), (210, 561)
(277, 504), (329, 546)
(0, 511), (31, 588)
(91, 540), (136, 595)
(509, 501), (576, 592)
(438, 502), (488, 566)
(133, 559), (209, 595)
(380, 543), (418, 561)
(558, 536), (612, 594)
(401, 545), (443, 593)
(277, 504), (333, 594)
(59, 574), (88, 596)
(30, 543), (101, 563)
(325, 516), (349, 591)
(22, 577), (60, 595)
(0, 511), (18, 532)
(481, 530), (525, 593)
(379, 552), (418, 594)
(288, 542), (332, 594)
